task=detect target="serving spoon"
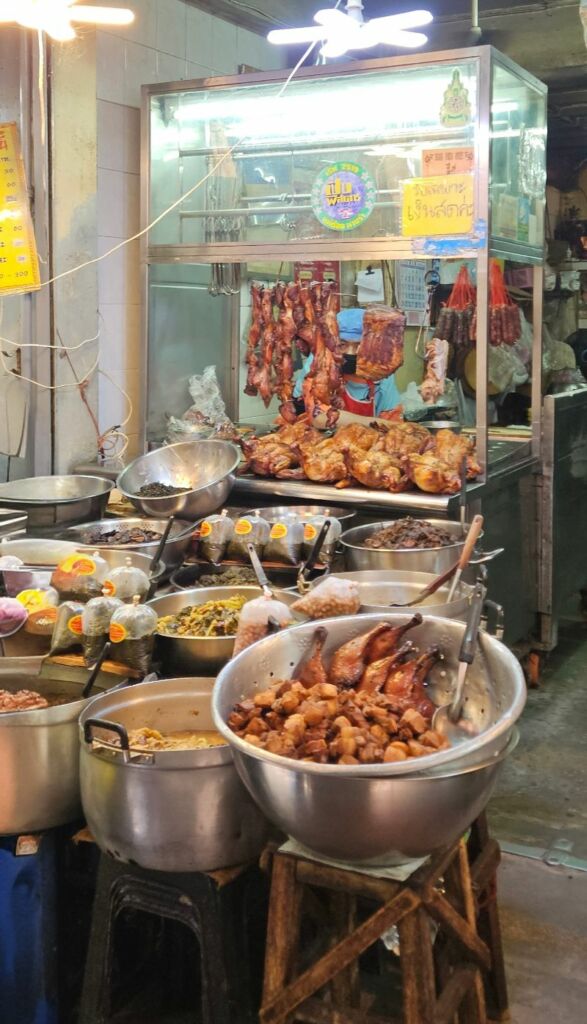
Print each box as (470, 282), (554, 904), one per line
(432, 580), (486, 744)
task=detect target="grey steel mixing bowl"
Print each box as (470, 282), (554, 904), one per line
(56, 518), (194, 572)
(79, 678), (271, 872)
(212, 613), (526, 863)
(117, 440), (240, 518)
(0, 475), (113, 530)
(340, 520), (480, 575)
(287, 570), (473, 620)
(148, 586), (265, 675)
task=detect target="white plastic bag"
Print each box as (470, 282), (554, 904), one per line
(233, 595), (293, 655)
(167, 366), (235, 443)
(291, 577), (360, 620)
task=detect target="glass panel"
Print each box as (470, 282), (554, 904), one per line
(490, 62), (546, 250)
(147, 264), (233, 443)
(149, 60), (478, 247)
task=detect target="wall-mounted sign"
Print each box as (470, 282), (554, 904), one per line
(422, 147), (474, 177)
(294, 260), (340, 287)
(440, 70), (471, 128)
(311, 161), (376, 232)
(0, 122), (40, 295)
(401, 173), (474, 237)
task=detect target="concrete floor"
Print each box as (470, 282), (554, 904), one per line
(488, 621), (587, 1024)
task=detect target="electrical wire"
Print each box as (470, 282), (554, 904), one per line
(0, 26), (326, 461)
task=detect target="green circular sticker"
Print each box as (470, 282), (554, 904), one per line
(311, 161), (376, 232)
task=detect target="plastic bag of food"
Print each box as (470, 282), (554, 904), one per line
(264, 517), (304, 566)
(233, 595), (293, 656)
(82, 591), (123, 665)
(103, 558), (150, 603)
(51, 551), (108, 603)
(50, 601), (85, 655)
(109, 595), (158, 676)
(17, 586), (60, 635)
(302, 516), (342, 565)
(291, 577), (360, 620)
(227, 512), (270, 562)
(198, 510), (235, 563)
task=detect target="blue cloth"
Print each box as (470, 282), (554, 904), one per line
(337, 307), (364, 341)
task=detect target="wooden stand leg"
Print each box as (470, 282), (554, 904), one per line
(446, 843), (487, 1024)
(262, 854), (302, 1008)
(468, 817), (510, 1022)
(398, 907), (435, 1024)
(328, 892), (360, 1010)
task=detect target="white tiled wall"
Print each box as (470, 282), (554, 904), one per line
(96, 0), (285, 456)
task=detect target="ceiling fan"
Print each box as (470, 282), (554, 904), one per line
(267, 0), (433, 59)
(0, 1), (134, 42)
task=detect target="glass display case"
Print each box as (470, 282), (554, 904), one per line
(141, 46), (547, 492)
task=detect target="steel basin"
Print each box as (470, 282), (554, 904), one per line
(56, 517), (194, 573)
(148, 586), (267, 675)
(79, 678), (272, 872)
(0, 475), (113, 531)
(117, 440), (240, 519)
(329, 570), (473, 619)
(212, 613), (526, 863)
(0, 662), (123, 835)
(227, 733), (516, 864)
(340, 520), (480, 575)
(0, 542), (165, 600)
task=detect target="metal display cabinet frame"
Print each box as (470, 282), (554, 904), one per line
(140, 47), (548, 643)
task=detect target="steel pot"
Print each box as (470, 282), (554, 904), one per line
(0, 475), (113, 531)
(79, 678), (272, 872)
(117, 440), (240, 519)
(56, 518), (194, 573)
(212, 613), (526, 863)
(148, 586), (266, 675)
(0, 661), (123, 835)
(340, 520), (481, 575)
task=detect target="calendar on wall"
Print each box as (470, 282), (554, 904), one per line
(396, 260), (433, 327)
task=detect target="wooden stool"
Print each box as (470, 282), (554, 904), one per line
(260, 815), (509, 1024)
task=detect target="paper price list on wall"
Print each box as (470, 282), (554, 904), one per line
(0, 122), (40, 294)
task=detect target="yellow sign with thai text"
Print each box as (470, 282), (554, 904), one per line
(401, 173), (474, 237)
(0, 122), (40, 294)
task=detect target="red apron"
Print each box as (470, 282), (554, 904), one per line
(342, 378), (375, 417)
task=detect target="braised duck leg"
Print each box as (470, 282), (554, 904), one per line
(366, 613), (423, 662)
(383, 645), (441, 719)
(328, 623), (396, 689)
(357, 642), (415, 694)
(293, 626), (329, 688)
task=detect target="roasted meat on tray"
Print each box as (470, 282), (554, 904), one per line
(239, 416), (479, 495)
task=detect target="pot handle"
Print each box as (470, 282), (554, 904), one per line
(83, 717), (130, 750)
(481, 600), (505, 640)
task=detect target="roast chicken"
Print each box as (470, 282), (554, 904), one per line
(240, 416), (480, 496)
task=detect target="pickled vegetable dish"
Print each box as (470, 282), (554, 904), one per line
(157, 596), (247, 638)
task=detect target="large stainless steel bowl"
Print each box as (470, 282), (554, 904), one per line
(212, 613), (526, 864)
(340, 520), (479, 575)
(0, 660), (122, 835)
(0, 475), (113, 531)
(148, 586), (265, 675)
(117, 440), (240, 518)
(328, 570), (473, 620)
(79, 678), (272, 872)
(244, 504), (356, 525)
(0, 539), (165, 599)
(55, 518), (194, 572)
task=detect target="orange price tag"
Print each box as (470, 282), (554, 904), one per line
(109, 622), (127, 644)
(199, 521), (212, 538)
(234, 519), (252, 536)
(270, 523), (288, 540)
(68, 614), (83, 636)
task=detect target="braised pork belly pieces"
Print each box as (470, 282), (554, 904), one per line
(228, 619), (448, 765)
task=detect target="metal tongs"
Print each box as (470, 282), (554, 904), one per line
(296, 518), (331, 595)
